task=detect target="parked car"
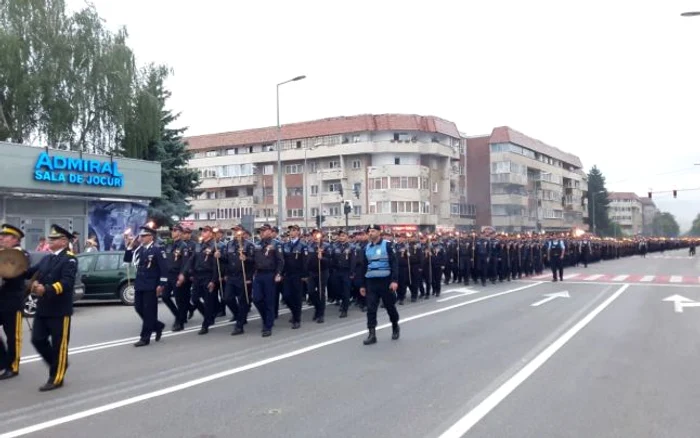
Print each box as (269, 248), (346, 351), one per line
(24, 251), (85, 318)
(76, 251), (136, 305)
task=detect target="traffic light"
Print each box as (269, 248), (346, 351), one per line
(338, 186), (344, 196)
(648, 191), (652, 199)
(353, 185), (360, 199)
(316, 215), (324, 228)
(673, 190), (677, 198)
(343, 200), (353, 215)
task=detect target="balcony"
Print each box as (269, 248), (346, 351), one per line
(367, 165), (430, 178)
(368, 189), (428, 203)
(317, 168), (345, 180)
(319, 191), (343, 203)
(362, 213), (439, 226)
(191, 196), (255, 210)
(198, 175), (257, 190)
(491, 194), (529, 206)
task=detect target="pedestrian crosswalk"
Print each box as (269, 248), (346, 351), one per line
(530, 273), (700, 284)
(647, 255), (694, 259)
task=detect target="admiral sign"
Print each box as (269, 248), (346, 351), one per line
(33, 152), (124, 188)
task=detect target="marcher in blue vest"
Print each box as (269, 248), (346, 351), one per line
(547, 234), (566, 282)
(359, 224), (400, 345)
(123, 223), (169, 347)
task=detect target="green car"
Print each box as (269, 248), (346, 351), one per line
(77, 251), (136, 305)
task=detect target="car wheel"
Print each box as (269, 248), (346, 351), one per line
(119, 282), (136, 306)
(23, 294), (38, 318)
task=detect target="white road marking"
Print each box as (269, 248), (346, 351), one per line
(640, 275), (655, 282)
(0, 282), (544, 438)
(583, 274), (604, 281)
(437, 290), (480, 303)
(611, 275), (629, 282)
(562, 273), (579, 280)
(20, 306), (311, 364)
(669, 276), (683, 283)
(437, 283), (630, 438)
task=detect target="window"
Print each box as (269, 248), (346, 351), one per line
(77, 255), (94, 273)
(225, 189), (238, 198)
(328, 160), (341, 169)
(285, 164), (303, 174)
(390, 177), (419, 189)
(328, 206), (340, 216)
(391, 201), (422, 214)
(353, 135), (361, 143)
(287, 187), (303, 197)
(95, 254), (121, 271)
(369, 177), (388, 190)
(433, 182), (438, 193)
(353, 182), (361, 194)
(226, 148), (237, 155)
(262, 165), (273, 175)
(296, 140), (302, 149)
(309, 161), (318, 172)
(353, 205), (362, 215)
(206, 151), (218, 157)
(311, 185), (319, 195)
(369, 201), (391, 214)
(328, 183), (342, 192)
(394, 157), (400, 165)
(258, 208), (274, 218)
(311, 207), (319, 217)
(287, 209), (303, 218)
(262, 187), (273, 196)
(352, 160), (361, 169)
(245, 187), (253, 196)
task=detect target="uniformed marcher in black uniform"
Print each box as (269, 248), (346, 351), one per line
(225, 226), (256, 335)
(281, 225), (308, 328)
(179, 226), (220, 335)
(306, 229), (331, 323)
(162, 224), (192, 331)
(124, 224), (168, 347)
(251, 224), (284, 337)
(0, 224), (30, 380)
(330, 229), (354, 317)
(25, 225), (77, 391)
(359, 224), (400, 345)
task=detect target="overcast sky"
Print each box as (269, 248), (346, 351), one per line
(66, 0), (700, 230)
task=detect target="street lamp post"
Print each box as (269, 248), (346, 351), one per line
(276, 75), (306, 228)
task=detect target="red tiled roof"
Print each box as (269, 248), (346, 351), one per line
(489, 126), (583, 168)
(608, 192), (640, 201)
(185, 114), (461, 151)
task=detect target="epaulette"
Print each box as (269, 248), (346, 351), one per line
(66, 251), (76, 257)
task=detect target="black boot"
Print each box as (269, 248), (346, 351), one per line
(363, 328), (377, 345)
(391, 323), (400, 340)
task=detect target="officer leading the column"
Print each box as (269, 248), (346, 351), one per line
(359, 224), (400, 345)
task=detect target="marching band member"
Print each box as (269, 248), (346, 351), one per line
(25, 225), (77, 391)
(251, 224), (284, 337)
(0, 224), (30, 381)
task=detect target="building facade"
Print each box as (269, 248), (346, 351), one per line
(467, 127), (588, 232)
(608, 192), (643, 236)
(184, 114), (475, 233)
(0, 142), (162, 250)
(639, 197), (659, 236)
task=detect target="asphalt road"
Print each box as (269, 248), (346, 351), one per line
(2, 249), (700, 438)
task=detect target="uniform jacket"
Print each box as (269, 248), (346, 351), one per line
(124, 243), (168, 291)
(25, 249), (77, 317)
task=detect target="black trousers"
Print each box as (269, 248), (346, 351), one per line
(0, 310), (22, 373)
(31, 315), (70, 385)
(283, 274), (304, 324)
(308, 271), (329, 319)
(550, 255), (564, 280)
(134, 290), (164, 342)
(192, 278), (218, 329)
(365, 276), (399, 329)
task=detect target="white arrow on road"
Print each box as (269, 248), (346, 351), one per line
(662, 294), (700, 313)
(530, 291), (570, 307)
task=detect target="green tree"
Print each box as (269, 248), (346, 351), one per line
(586, 165), (612, 234)
(652, 212), (680, 238)
(687, 214), (700, 236)
(0, 0), (137, 151)
(122, 65), (199, 226)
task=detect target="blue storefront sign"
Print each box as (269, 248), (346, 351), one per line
(33, 152), (124, 188)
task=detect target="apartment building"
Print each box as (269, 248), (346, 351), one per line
(639, 197), (659, 236)
(184, 114), (475, 233)
(467, 127), (588, 232)
(608, 192), (643, 235)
